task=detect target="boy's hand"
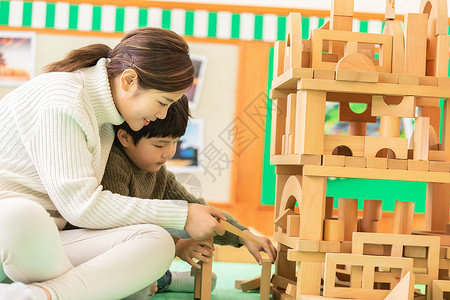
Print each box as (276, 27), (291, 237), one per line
(175, 238), (215, 269)
(185, 204), (226, 240)
(239, 230), (277, 265)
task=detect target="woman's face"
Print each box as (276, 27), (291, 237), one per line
(112, 70), (188, 131)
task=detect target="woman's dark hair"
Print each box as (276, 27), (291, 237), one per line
(44, 27), (194, 92)
(115, 95), (191, 145)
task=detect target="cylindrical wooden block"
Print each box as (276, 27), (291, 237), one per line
(325, 196), (334, 219)
(359, 219), (379, 233)
(379, 116), (400, 137)
(338, 198), (358, 241)
(392, 200), (415, 234)
(324, 219), (345, 241)
(348, 122), (367, 136)
(362, 199), (383, 221)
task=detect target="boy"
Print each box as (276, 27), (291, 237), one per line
(101, 95), (277, 294)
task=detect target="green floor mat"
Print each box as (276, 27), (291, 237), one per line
(152, 260), (267, 300)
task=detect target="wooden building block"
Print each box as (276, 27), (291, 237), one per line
(414, 117), (430, 161)
(428, 150), (446, 161)
(364, 136), (408, 159)
(432, 280), (450, 300)
(260, 253), (271, 300)
(419, 0), (449, 36)
(324, 219), (345, 241)
(398, 74), (420, 85)
(366, 157), (388, 169)
(404, 13), (428, 76)
(338, 198), (358, 241)
(359, 219), (378, 233)
(348, 122), (367, 136)
(294, 90), (326, 155)
(358, 71), (378, 83)
(287, 215), (300, 237)
(385, 0), (395, 19)
(285, 13), (303, 70)
(324, 135), (365, 157)
(325, 196), (334, 218)
(319, 240), (342, 253)
(273, 41), (286, 79)
(270, 98), (287, 156)
(408, 160), (430, 171)
(300, 175), (327, 240)
(335, 70), (358, 81)
(362, 199), (382, 221)
(339, 102), (377, 123)
(285, 93), (296, 135)
(331, 0), (354, 16)
(429, 161), (450, 172)
(200, 260), (212, 300)
(323, 154), (346, 167)
(378, 72), (399, 84)
(297, 261), (322, 295)
(313, 69), (335, 80)
(275, 208), (298, 231)
(392, 200), (415, 234)
(323, 253), (413, 299)
(384, 271), (415, 300)
(419, 76), (438, 86)
(438, 76), (450, 87)
(434, 35), (449, 77)
(426, 183), (450, 232)
(382, 20), (405, 73)
(271, 274), (296, 291)
(285, 283), (296, 297)
(372, 95), (415, 118)
(344, 156), (366, 168)
(238, 276), (261, 292)
(298, 240), (320, 252)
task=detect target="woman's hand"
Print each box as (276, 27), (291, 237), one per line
(239, 230), (277, 265)
(175, 238), (215, 269)
(184, 204), (226, 240)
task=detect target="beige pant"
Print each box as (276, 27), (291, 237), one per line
(0, 198), (175, 300)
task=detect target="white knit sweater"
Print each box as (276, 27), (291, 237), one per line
(0, 58), (188, 230)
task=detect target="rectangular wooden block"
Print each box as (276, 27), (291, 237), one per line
(324, 135), (365, 156)
(287, 215), (300, 237)
(404, 13), (428, 76)
(298, 239), (320, 252)
(408, 160), (429, 171)
(364, 136), (408, 159)
(366, 157), (388, 169)
(323, 154), (346, 167)
(372, 95), (415, 118)
(313, 69), (335, 80)
(419, 75), (438, 86)
(336, 69), (358, 81)
(331, 0), (354, 16)
(378, 72), (399, 84)
(398, 74), (420, 85)
(429, 161), (450, 172)
(345, 156), (366, 168)
(438, 77), (450, 87)
(388, 159), (408, 170)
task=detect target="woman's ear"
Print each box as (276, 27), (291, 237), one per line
(119, 69), (138, 92)
(117, 128), (133, 148)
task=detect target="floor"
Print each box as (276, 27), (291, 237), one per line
(152, 260), (267, 300)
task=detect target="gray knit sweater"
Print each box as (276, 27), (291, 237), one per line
(101, 144), (247, 247)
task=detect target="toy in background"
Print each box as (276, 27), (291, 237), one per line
(266, 0), (450, 299)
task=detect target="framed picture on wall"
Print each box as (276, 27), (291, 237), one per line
(166, 118), (204, 173)
(185, 54), (207, 109)
(0, 31), (36, 86)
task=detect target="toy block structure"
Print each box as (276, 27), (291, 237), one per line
(269, 0), (450, 299)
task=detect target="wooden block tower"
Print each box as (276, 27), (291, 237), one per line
(269, 0), (450, 299)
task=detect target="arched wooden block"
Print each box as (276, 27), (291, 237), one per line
(364, 136), (408, 159)
(339, 102), (377, 123)
(277, 175), (302, 222)
(324, 135), (365, 156)
(284, 13), (303, 71)
(336, 53), (376, 72)
(420, 0), (448, 36)
(383, 20), (404, 73)
(371, 95), (415, 117)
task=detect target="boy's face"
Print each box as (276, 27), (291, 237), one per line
(122, 135), (179, 173)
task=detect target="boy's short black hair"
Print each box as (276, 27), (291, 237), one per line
(115, 94), (191, 145)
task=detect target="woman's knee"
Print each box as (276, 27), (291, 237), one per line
(130, 224), (175, 260)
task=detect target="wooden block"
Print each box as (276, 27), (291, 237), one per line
(433, 279), (450, 300)
(324, 219), (345, 241)
(238, 276), (261, 292)
(313, 69), (335, 80)
(378, 72), (399, 84)
(270, 98), (286, 156)
(330, 15), (353, 31)
(372, 95), (415, 117)
(298, 240), (320, 252)
(285, 13), (303, 70)
(434, 35), (449, 77)
(404, 13), (428, 76)
(392, 200), (415, 234)
(275, 165), (302, 175)
(419, 75), (438, 86)
(382, 20), (404, 73)
(194, 267), (201, 298)
(380, 115), (401, 138)
(324, 135), (365, 156)
(364, 136), (408, 159)
(438, 77), (450, 87)
(322, 154), (346, 167)
(362, 199), (382, 221)
(331, 0), (354, 16)
(414, 117), (430, 161)
(385, 0), (395, 19)
(408, 160), (430, 171)
(273, 41), (286, 79)
(339, 102), (377, 123)
(398, 73), (420, 85)
(419, 0), (449, 36)
(359, 219), (378, 233)
(260, 253), (271, 300)
(285, 93), (297, 136)
(287, 215), (300, 237)
(344, 156), (366, 168)
(200, 259), (213, 300)
(300, 154), (322, 165)
(348, 122), (367, 136)
(271, 274), (296, 291)
(336, 70), (358, 81)
(285, 283), (296, 297)
(404, 246), (427, 258)
(429, 150), (446, 161)
(299, 176), (327, 241)
(358, 71), (379, 83)
(384, 271), (415, 300)
(387, 159), (408, 170)
(325, 196), (334, 219)
(338, 198), (358, 241)
(275, 209), (298, 231)
(297, 261), (322, 295)
(319, 240), (341, 253)
(429, 161), (450, 172)
(366, 157), (388, 169)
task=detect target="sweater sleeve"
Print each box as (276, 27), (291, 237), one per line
(163, 169), (247, 247)
(27, 107), (188, 230)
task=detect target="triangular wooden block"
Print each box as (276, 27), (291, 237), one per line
(384, 271), (415, 300)
(274, 208), (297, 230)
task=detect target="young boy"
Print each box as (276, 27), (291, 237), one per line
(101, 95), (277, 294)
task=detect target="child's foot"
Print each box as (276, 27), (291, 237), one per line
(122, 282), (157, 300)
(0, 282), (38, 300)
(166, 271), (217, 293)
